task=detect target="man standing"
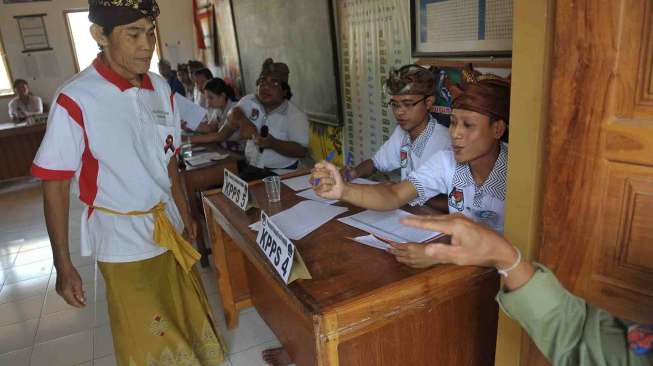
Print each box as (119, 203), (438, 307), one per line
(31, 1), (225, 364)
(8, 79), (43, 122)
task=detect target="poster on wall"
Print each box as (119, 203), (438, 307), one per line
(411, 0), (513, 57)
(336, 0), (412, 165)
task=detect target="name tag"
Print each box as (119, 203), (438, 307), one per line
(256, 211), (295, 283)
(223, 169), (248, 210)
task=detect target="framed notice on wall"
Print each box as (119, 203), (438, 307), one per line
(411, 0), (513, 57)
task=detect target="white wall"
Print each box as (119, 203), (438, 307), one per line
(0, 0), (196, 120)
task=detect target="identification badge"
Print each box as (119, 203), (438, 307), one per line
(223, 169), (248, 210)
(256, 211), (295, 283)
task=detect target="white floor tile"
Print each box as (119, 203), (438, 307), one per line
(0, 347), (32, 366)
(18, 238), (51, 254)
(229, 340), (286, 366)
(35, 303), (105, 343)
(0, 253), (17, 271)
(0, 296), (43, 327)
(0, 275), (49, 305)
(221, 309), (277, 354)
(0, 319), (38, 354)
(13, 247), (52, 267)
(2, 259), (52, 285)
(92, 324), (114, 359)
(92, 354), (116, 366)
(0, 239), (24, 257)
(31, 330), (93, 366)
(200, 270), (219, 295)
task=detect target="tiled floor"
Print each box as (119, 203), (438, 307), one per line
(0, 178), (286, 366)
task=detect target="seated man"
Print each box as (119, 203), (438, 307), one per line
(192, 58), (308, 181)
(158, 59), (186, 97)
(397, 214), (652, 366)
(8, 79), (43, 122)
(343, 64), (450, 182)
(312, 65), (509, 267)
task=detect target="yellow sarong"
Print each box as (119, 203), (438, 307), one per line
(95, 202), (227, 366)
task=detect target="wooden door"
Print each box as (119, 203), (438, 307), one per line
(530, 0), (653, 364)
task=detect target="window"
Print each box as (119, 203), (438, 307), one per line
(0, 32), (13, 97)
(65, 10), (160, 73)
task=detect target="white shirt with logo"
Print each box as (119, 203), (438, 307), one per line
(8, 95), (43, 119)
(235, 94), (309, 169)
(407, 143), (508, 233)
(372, 116), (450, 180)
(32, 57), (183, 263)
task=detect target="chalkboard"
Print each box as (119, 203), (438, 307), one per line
(231, 0), (341, 125)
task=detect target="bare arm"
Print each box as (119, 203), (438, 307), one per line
(312, 161), (418, 210)
(353, 159), (376, 178)
(43, 179), (85, 307)
(168, 156), (196, 241)
(259, 137), (307, 158)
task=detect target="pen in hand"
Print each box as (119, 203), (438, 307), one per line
(313, 150), (336, 187)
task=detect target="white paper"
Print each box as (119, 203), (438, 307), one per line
(174, 93), (207, 130)
(185, 152), (229, 166)
(249, 200), (348, 240)
(350, 234), (392, 251)
(296, 188), (338, 205)
(281, 174), (313, 191)
(271, 168), (297, 176)
(339, 209), (440, 243)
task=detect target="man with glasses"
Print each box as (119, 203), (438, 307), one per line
(341, 64), (450, 182)
(206, 58), (309, 180)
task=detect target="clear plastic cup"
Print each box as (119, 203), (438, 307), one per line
(263, 176), (281, 203)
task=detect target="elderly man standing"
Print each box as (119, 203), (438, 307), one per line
(30, 1), (225, 364)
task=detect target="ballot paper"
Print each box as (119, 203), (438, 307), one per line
(351, 178), (380, 185)
(281, 174), (313, 191)
(339, 209), (440, 243)
(350, 234), (392, 251)
(185, 152), (229, 167)
(174, 93), (207, 130)
(249, 200), (348, 240)
(271, 168), (297, 176)
(296, 188), (338, 205)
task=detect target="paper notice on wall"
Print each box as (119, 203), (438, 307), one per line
(166, 44), (182, 67)
(36, 52), (61, 79)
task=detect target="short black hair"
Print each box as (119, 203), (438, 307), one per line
(193, 68), (213, 80)
(13, 79), (27, 89)
(281, 81), (293, 100)
(204, 78), (237, 101)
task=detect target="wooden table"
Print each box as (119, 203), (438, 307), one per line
(0, 122), (46, 181)
(180, 146), (240, 266)
(203, 173), (500, 366)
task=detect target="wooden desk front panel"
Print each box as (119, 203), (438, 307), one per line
(0, 124), (46, 180)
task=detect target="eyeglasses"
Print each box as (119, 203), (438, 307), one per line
(386, 96), (428, 111)
(256, 78), (282, 89)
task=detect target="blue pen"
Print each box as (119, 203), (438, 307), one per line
(344, 152), (354, 182)
(314, 150), (336, 186)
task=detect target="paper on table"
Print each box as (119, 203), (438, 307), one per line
(339, 209), (440, 243)
(351, 178), (379, 185)
(249, 200), (348, 240)
(281, 174), (312, 191)
(174, 93), (207, 130)
(185, 152), (229, 166)
(350, 234), (392, 251)
(271, 168), (297, 176)
(296, 188), (338, 205)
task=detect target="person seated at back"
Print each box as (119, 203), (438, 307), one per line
(311, 64), (509, 267)
(343, 64), (450, 182)
(158, 59), (186, 97)
(177, 63), (194, 98)
(213, 58), (309, 181)
(193, 67), (212, 108)
(189, 78), (242, 150)
(8, 79), (43, 122)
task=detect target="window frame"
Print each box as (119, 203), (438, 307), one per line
(0, 28), (16, 98)
(63, 8), (163, 74)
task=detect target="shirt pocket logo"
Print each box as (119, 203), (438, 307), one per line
(448, 186), (464, 211)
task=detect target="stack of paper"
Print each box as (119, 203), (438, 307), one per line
(351, 178), (379, 185)
(185, 152), (229, 167)
(296, 188), (338, 205)
(350, 234), (392, 251)
(249, 200), (348, 240)
(281, 174), (312, 191)
(339, 209), (440, 243)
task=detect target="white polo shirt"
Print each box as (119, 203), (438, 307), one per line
(32, 57), (183, 263)
(372, 116), (450, 179)
(407, 143), (508, 233)
(8, 95), (43, 119)
(236, 94), (309, 169)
